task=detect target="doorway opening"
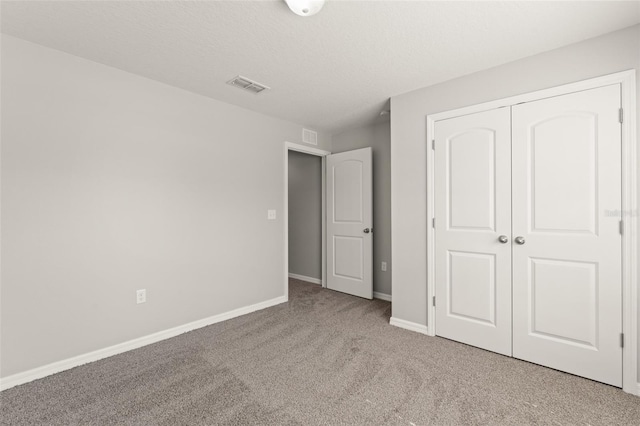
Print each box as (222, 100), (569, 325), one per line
(283, 142), (330, 299)
(288, 150), (323, 286)
(284, 142), (375, 300)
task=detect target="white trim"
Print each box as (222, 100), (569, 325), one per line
(284, 141), (331, 302)
(620, 71), (640, 395)
(636, 382), (640, 396)
(425, 70), (637, 394)
(288, 273), (322, 285)
(322, 156), (326, 289)
(285, 141), (330, 157)
(373, 291), (392, 302)
(390, 317), (429, 335)
(619, 71), (638, 396)
(0, 295), (287, 391)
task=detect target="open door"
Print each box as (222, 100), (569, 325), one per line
(326, 148), (373, 299)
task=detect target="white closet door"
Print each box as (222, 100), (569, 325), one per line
(326, 147), (373, 299)
(434, 107), (512, 356)
(512, 85), (622, 386)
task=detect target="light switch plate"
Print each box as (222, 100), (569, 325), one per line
(381, 262), (387, 272)
(267, 209), (277, 220)
(136, 289), (146, 304)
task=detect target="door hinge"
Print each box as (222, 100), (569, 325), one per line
(619, 108), (623, 124)
(620, 333), (624, 348)
(432, 139), (435, 150)
(620, 219), (624, 235)
(433, 296), (436, 307)
(432, 218), (435, 228)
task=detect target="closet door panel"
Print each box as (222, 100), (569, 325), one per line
(434, 107), (512, 356)
(511, 85), (622, 387)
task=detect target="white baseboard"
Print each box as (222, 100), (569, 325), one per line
(390, 316), (429, 335)
(373, 291), (391, 302)
(288, 273), (322, 285)
(0, 295), (287, 391)
(637, 382), (640, 396)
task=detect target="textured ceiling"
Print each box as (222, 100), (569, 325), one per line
(2, 1), (639, 135)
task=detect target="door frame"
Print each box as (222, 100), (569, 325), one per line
(283, 142), (331, 299)
(425, 70), (637, 394)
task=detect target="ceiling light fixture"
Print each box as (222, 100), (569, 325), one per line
(285, 0), (325, 17)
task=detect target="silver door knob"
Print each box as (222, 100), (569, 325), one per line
(515, 236), (525, 245)
(498, 235), (508, 244)
(363, 228), (370, 234)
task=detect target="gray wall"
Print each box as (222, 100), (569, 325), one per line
(332, 121), (391, 296)
(0, 35), (330, 378)
(390, 25), (640, 380)
(288, 151), (322, 281)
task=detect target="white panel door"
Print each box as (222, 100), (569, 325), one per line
(512, 85), (622, 386)
(327, 148), (373, 299)
(434, 108), (512, 356)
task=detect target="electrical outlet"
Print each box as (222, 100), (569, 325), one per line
(381, 261), (387, 272)
(267, 209), (277, 220)
(136, 289), (146, 304)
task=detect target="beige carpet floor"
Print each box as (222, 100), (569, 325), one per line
(1, 278), (639, 425)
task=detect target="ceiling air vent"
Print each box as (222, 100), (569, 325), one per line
(227, 75), (270, 94)
(302, 128), (318, 145)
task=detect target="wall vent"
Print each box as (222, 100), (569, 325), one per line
(226, 75), (270, 94)
(302, 128), (318, 145)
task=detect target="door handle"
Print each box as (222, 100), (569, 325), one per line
(363, 228), (371, 234)
(498, 235), (508, 244)
(515, 236), (525, 245)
